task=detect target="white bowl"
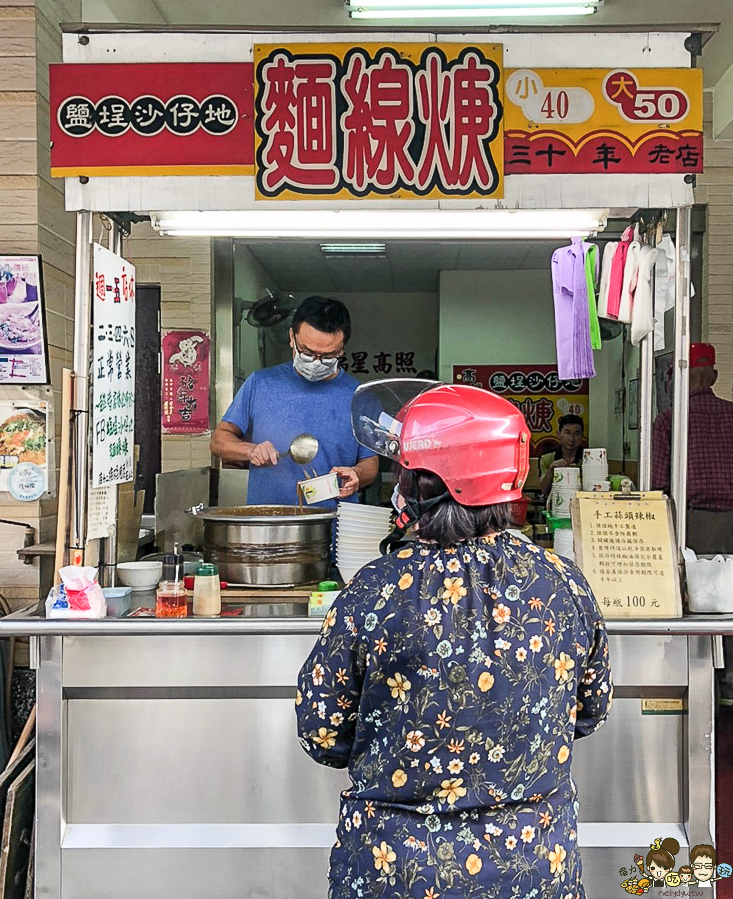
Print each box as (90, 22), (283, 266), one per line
(337, 537), (384, 551)
(116, 561), (163, 591)
(337, 562), (363, 583)
(337, 503), (392, 519)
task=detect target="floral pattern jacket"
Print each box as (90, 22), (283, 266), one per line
(296, 533), (613, 899)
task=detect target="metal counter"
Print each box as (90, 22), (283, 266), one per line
(6, 605), (728, 899)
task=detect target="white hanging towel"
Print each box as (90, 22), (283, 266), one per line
(617, 239), (641, 323)
(652, 233), (696, 350)
(597, 241), (618, 319)
(630, 244), (660, 346)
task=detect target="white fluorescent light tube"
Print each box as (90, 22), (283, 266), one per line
(151, 209), (608, 239)
(349, 7), (597, 17)
(347, 0), (599, 7)
(320, 243), (386, 253)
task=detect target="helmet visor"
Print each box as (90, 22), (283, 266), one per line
(352, 378), (440, 460)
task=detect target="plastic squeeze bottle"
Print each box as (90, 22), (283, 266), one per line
(192, 563), (221, 617)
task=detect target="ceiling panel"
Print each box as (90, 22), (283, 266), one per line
(243, 239), (562, 294)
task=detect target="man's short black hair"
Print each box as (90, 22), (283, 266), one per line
(292, 296), (351, 344)
(558, 413), (584, 432)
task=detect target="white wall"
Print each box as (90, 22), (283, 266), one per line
(233, 245), (280, 392)
(439, 269), (625, 461)
(292, 291), (439, 382)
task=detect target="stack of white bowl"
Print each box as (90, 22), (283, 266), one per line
(549, 467), (580, 519)
(582, 448), (610, 492)
(336, 503), (393, 584)
(553, 528), (575, 562)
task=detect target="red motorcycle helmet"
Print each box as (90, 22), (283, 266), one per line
(352, 380), (531, 505)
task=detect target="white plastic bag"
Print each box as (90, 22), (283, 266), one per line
(46, 566), (107, 619)
(682, 548), (733, 613)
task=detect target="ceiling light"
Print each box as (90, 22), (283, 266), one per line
(320, 243), (386, 255)
(151, 209), (608, 240)
(346, 0), (600, 17)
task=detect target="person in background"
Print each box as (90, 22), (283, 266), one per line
(210, 296), (378, 506)
(539, 413), (585, 496)
(296, 381), (612, 899)
(652, 342), (733, 554)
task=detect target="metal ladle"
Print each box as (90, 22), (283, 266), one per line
(277, 433), (319, 466)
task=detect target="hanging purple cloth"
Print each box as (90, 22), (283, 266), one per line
(551, 237), (596, 380)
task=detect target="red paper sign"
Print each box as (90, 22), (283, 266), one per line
(453, 364), (589, 457)
(162, 331), (210, 435)
(49, 63), (254, 177)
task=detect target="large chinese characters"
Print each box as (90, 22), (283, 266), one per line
(255, 44), (504, 199)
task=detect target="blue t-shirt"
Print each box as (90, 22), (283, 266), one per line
(222, 362), (375, 507)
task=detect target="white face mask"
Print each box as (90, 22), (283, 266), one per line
(293, 351), (340, 382)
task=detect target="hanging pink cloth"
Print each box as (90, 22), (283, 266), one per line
(606, 225), (634, 319)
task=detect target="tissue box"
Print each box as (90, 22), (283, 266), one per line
(298, 472), (340, 505)
(683, 548), (733, 613)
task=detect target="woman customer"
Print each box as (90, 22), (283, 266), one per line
(539, 413), (585, 496)
(296, 381), (612, 899)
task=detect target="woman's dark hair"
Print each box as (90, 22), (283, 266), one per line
(399, 468), (511, 547)
(558, 413), (584, 432)
(292, 296), (351, 344)
(646, 837), (679, 871)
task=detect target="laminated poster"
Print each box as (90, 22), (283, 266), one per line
(0, 401), (50, 499)
(0, 256), (49, 385)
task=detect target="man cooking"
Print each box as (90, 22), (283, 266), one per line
(652, 342), (733, 554)
(210, 295), (378, 507)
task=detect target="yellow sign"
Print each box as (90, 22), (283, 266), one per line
(572, 491), (682, 619)
(504, 67), (703, 175)
(254, 43), (504, 200)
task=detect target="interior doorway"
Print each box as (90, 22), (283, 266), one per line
(135, 284), (162, 514)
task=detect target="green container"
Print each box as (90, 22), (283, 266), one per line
(543, 512), (573, 534)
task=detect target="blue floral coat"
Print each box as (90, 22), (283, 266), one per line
(296, 533), (613, 899)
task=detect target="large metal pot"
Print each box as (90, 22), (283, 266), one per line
(188, 505), (335, 586)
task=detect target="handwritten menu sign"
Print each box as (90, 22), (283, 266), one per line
(572, 491), (681, 619)
(161, 330), (210, 434)
(92, 243), (136, 488)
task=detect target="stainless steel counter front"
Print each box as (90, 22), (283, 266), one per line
(8, 607), (724, 899)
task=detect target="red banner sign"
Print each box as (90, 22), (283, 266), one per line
(453, 364), (589, 456)
(49, 63), (254, 177)
(162, 330), (210, 435)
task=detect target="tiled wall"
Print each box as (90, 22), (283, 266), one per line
(126, 222), (213, 474)
(0, 0), (80, 608)
(696, 91), (733, 401)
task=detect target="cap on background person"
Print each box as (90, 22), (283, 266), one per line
(690, 343), (716, 368)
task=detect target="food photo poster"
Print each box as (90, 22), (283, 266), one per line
(0, 256), (49, 385)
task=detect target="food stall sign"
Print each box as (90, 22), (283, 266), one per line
(0, 399), (52, 499)
(92, 244), (136, 488)
(453, 364), (588, 457)
(505, 67), (703, 175)
(254, 43), (504, 200)
(49, 63), (254, 177)
(161, 330), (211, 435)
(572, 491), (682, 619)
(0, 256), (49, 385)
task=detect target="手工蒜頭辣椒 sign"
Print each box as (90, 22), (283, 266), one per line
(504, 67), (703, 175)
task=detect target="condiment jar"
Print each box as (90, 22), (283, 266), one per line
(156, 551), (187, 618)
(192, 563), (221, 618)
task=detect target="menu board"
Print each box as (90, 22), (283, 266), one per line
(161, 330), (210, 434)
(92, 244), (136, 488)
(0, 256), (49, 385)
(572, 491), (681, 619)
